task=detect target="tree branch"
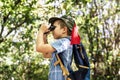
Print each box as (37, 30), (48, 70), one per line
(0, 0), (22, 43)
(5, 19), (26, 38)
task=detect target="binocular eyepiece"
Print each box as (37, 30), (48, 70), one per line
(44, 25), (56, 34)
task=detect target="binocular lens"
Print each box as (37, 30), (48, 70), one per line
(48, 25), (56, 31)
(44, 25), (56, 34)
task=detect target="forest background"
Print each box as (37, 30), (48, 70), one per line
(0, 0), (120, 80)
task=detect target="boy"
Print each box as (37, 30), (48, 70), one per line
(36, 15), (76, 80)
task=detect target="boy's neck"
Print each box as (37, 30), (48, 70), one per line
(60, 34), (70, 38)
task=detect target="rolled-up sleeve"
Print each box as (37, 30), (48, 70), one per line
(51, 38), (70, 54)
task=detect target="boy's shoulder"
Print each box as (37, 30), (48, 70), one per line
(55, 37), (70, 43)
(51, 37), (71, 47)
(50, 37), (72, 53)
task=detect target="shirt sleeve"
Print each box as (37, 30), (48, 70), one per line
(51, 38), (70, 54)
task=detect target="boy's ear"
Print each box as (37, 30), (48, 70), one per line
(62, 26), (68, 33)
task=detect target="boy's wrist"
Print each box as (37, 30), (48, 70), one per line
(39, 29), (44, 33)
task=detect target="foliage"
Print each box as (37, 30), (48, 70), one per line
(0, 0), (120, 80)
(0, 0), (49, 80)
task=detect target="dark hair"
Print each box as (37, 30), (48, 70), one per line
(57, 20), (71, 36)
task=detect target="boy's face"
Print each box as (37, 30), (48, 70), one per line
(52, 20), (67, 39)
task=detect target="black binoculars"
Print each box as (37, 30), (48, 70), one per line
(44, 25), (56, 34)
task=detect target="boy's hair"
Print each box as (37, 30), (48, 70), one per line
(57, 20), (72, 36)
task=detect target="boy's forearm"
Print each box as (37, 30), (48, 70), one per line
(36, 29), (49, 50)
(36, 30), (44, 51)
(36, 24), (53, 58)
(36, 31), (48, 44)
(43, 34), (48, 44)
(36, 30), (51, 58)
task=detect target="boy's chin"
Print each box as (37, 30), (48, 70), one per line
(54, 36), (60, 39)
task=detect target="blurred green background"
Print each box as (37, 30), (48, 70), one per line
(0, 0), (119, 80)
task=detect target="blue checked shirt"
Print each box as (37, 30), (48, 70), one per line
(49, 37), (73, 80)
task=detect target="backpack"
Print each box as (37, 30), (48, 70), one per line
(55, 41), (90, 80)
(67, 43), (90, 80)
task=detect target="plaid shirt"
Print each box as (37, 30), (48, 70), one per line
(49, 37), (73, 80)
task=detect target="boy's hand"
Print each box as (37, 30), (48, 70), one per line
(39, 24), (50, 33)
